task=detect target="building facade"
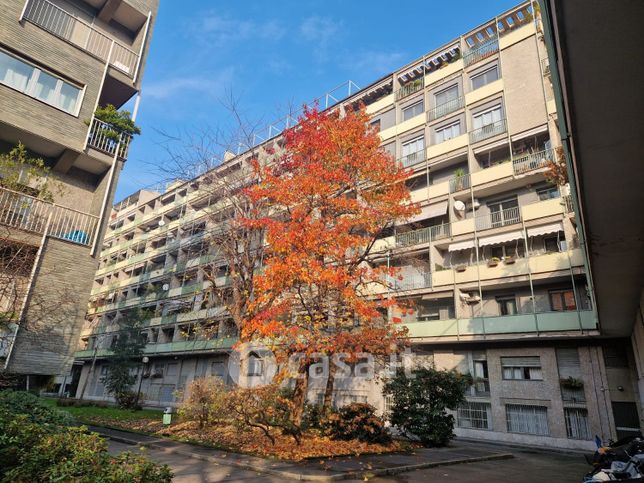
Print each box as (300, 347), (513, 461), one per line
(0, 0), (159, 387)
(73, 2), (641, 450)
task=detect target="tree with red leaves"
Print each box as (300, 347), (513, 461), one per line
(243, 105), (418, 423)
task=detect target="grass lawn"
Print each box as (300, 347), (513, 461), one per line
(41, 398), (162, 422)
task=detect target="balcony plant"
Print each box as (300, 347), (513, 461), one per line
(487, 257), (500, 267)
(88, 104), (141, 141)
(503, 255), (516, 264)
(453, 168), (467, 191)
(455, 264), (467, 272)
(560, 376), (584, 390)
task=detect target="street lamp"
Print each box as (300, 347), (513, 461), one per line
(135, 356), (150, 409)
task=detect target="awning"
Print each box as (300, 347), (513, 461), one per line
(404, 201), (448, 224)
(448, 239), (476, 252)
(478, 230), (524, 247)
(511, 124), (548, 142)
(473, 139), (508, 154)
(527, 222), (564, 238)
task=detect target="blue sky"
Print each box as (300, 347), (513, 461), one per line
(116, 0), (520, 200)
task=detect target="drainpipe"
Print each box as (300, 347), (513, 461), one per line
(538, 0), (599, 329)
(3, 213), (51, 370)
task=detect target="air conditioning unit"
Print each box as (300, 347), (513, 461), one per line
(472, 199), (481, 209)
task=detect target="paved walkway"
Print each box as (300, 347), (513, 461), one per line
(94, 425), (513, 481)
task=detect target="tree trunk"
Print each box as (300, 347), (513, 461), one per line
(323, 359), (336, 410)
(291, 363), (310, 426)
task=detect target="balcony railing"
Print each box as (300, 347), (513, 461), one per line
(393, 271), (432, 291)
(541, 58), (551, 77)
(395, 79), (424, 101)
(563, 195), (574, 213)
(428, 96), (464, 121)
(449, 173), (471, 193)
(395, 223), (451, 247)
(469, 119), (507, 144)
(463, 38), (499, 67)
(475, 206), (521, 230)
(86, 118), (133, 159)
(512, 148), (554, 175)
(24, 0), (140, 78)
(0, 186), (98, 246)
(398, 149), (425, 168)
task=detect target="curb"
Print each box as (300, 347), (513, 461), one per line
(98, 428), (514, 481)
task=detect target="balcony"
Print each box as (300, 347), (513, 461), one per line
(23, 0), (140, 78)
(428, 96), (464, 122)
(0, 186), (98, 247)
(463, 38), (499, 67)
(86, 118), (133, 160)
(398, 149), (425, 168)
(469, 119), (507, 144)
(74, 337), (237, 359)
(512, 149), (553, 175)
(404, 309), (596, 339)
(449, 173), (472, 193)
(392, 271), (432, 291)
(395, 79), (424, 101)
(395, 223), (451, 248)
(475, 206), (521, 231)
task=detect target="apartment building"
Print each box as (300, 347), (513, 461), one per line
(0, 0), (159, 387)
(73, 2), (641, 450)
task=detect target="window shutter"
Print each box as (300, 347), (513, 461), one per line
(501, 356), (541, 367)
(556, 348), (580, 378)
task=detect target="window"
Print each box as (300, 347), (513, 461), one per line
(402, 100), (424, 121)
(471, 65), (500, 90)
(247, 353), (263, 376)
(211, 362), (226, 378)
(370, 119), (381, 132)
(473, 105), (503, 130)
(435, 121), (461, 143)
(434, 85), (459, 107)
(496, 295), (518, 316)
(506, 404), (549, 435)
(401, 136), (425, 163)
(549, 289), (576, 311)
(565, 408), (591, 440)
(457, 401), (492, 430)
(0, 49), (83, 115)
(544, 236), (560, 253)
(488, 197), (519, 227)
(537, 186), (560, 200)
(501, 356), (543, 380)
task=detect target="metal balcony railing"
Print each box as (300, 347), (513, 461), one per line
(541, 58), (551, 77)
(428, 96), (464, 121)
(512, 148), (554, 175)
(86, 118), (133, 159)
(393, 271), (432, 291)
(463, 38), (499, 67)
(395, 223), (451, 248)
(0, 186), (98, 246)
(469, 119), (507, 144)
(24, 0), (140, 77)
(398, 149), (425, 168)
(475, 206), (521, 230)
(449, 173), (471, 193)
(473, 379), (491, 397)
(563, 195), (574, 213)
(395, 79), (424, 101)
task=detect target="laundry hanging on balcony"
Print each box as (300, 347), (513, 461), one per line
(478, 230), (524, 247)
(448, 239), (476, 252)
(526, 222), (564, 238)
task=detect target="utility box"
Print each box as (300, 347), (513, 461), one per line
(163, 407), (172, 425)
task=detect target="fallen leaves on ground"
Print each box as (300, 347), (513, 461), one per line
(80, 416), (414, 461)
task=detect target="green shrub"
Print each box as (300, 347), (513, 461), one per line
(301, 403), (329, 431)
(0, 390), (74, 426)
(383, 367), (468, 446)
(325, 403), (391, 444)
(115, 390), (142, 410)
(4, 426), (172, 482)
(177, 377), (227, 428)
(56, 398), (110, 408)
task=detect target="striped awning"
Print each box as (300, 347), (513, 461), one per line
(448, 239), (476, 252)
(527, 222), (564, 238)
(478, 230), (524, 247)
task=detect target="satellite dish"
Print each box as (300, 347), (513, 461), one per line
(162, 284), (169, 291)
(158, 220), (165, 227)
(454, 200), (466, 211)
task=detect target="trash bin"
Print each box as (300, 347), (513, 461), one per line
(163, 407), (173, 425)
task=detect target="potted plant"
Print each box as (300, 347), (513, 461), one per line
(560, 376), (584, 390)
(503, 255), (516, 264)
(455, 264), (467, 272)
(453, 168), (467, 191)
(487, 257), (501, 267)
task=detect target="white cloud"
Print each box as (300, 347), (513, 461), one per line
(299, 16), (341, 46)
(344, 50), (407, 76)
(145, 69), (234, 101)
(196, 14), (285, 45)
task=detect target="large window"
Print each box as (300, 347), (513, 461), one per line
(401, 136), (425, 163)
(565, 408), (591, 440)
(434, 85), (459, 107)
(473, 105), (503, 130)
(457, 401), (492, 430)
(435, 121), (461, 143)
(496, 295), (518, 316)
(0, 49), (83, 115)
(506, 404), (549, 435)
(537, 186), (560, 200)
(501, 356), (543, 380)
(549, 289), (577, 311)
(471, 65), (499, 90)
(402, 100), (424, 121)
